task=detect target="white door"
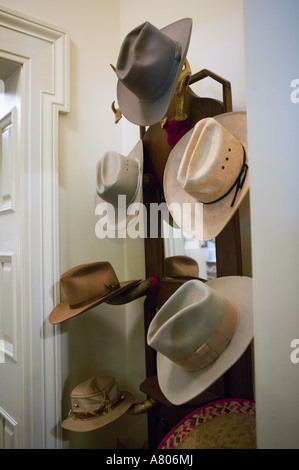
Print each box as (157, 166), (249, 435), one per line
(0, 61), (23, 449)
(0, 7), (69, 448)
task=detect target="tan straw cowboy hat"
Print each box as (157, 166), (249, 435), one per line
(115, 18), (192, 126)
(147, 276), (253, 405)
(49, 261), (140, 324)
(62, 375), (134, 432)
(163, 111), (249, 241)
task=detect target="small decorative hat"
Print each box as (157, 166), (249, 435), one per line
(95, 140), (143, 237)
(115, 18), (192, 126)
(62, 375), (135, 432)
(147, 276), (253, 405)
(49, 261), (140, 324)
(163, 111), (249, 240)
(158, 398), (256, 449)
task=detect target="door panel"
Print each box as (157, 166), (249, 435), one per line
(0, 65), (22, 449)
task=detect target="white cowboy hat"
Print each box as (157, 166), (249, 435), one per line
(163, 111), (249, 241)
(115, 18), (192, 126)
(147, 276), (253, 405)
(95, 140), (143, 237)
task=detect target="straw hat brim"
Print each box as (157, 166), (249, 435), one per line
(49, 279), (140, 324)
(95, 140), (144, 237)
(61, 391), (135, 432)
(163, 112), (249, 241)
(156, 276), (253, 406)
(158, 398), (256, 449)
(117, 18), (192, 127)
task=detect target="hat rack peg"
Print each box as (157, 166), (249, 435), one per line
(173, 58), (191, 122)
(143, 173), (155, 191)
(111, 100), (122, 124)
(127, 397), (157, 415)
(105, 277), (158, 305)
(160, 59), (192, 149)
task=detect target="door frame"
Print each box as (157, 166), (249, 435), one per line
(0, 7), (69, 448)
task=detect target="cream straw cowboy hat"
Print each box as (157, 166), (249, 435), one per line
(62, 375), (135, 432)
(163, 111), (249, 241)
(95, 140), (143, 236)
(49, 261), (140, 324)
(115, 18), (192, 126)
(147, 276), (253, 406)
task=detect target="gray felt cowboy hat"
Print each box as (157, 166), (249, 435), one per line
(147, 276), (253, 406)
(115, 18), (192, 126)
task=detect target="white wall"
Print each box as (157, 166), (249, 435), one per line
(1, 0), (251, 449)
(244, 0), (299, 449)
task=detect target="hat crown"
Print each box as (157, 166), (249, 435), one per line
(116, 21), (182, 103)
(164, 255), (199, 279)
(177, 118), (244, 203)
(147, 280), (231, 362)
(60, 261), (120, 309)
(70, 376), (120, 415)
(97, 151), (139, 207)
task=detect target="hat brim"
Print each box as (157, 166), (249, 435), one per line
(163, 112), (249, 241)
(156, 276), (253, 406)
(158, 398), (256, 449)
(61, 391), (135, 432)
(95, 140), (144, 237)
(117, 18), (192, 127)
(49, 279), (140, 324)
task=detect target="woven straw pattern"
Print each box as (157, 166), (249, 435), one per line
(158, 399), (256, 449)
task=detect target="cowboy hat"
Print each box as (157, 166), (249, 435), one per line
(95, 140), (143, 237)
(115, 18), (192, 126)
(147, 276), (253, 405)
(164, 255), (199, 279)
(163, 111), (249, 241)
(49, 261), (140, 324)
(61, 375), (135, 432)
(158, 398), (256, 449)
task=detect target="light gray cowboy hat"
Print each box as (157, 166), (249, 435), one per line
(147, 276), (253, 405)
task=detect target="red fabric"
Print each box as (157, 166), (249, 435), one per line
(148, 277), (159, 296)
(163, 118), (190, 148)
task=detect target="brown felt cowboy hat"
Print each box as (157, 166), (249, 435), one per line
(163, 111), (249, 241)
(164, 255), (199, 279)
(62, 375), (135, 432)
(49, 261), (140, 324)
(147, 275), (253, 406)
(115, 18), (192, 126)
